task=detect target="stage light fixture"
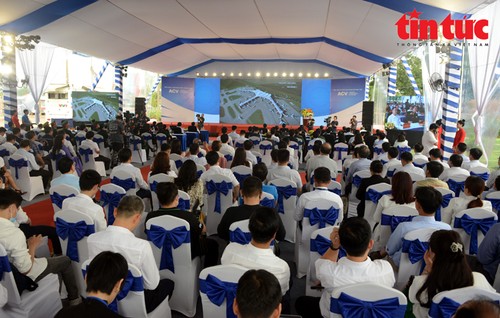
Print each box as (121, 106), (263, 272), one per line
(230, 72), (234, 76)
(282, 72), (287, 77)
(273, 72), (278, 77)
(221, 72), (226, 76)
(306, 73), (311, 77)
(314, 73), (319, 78)
(298, 73), (303, 77)
(212, 72), (217, 77)
(238, 72), (243, 76)
(204, 72), (208, 76)
(255, 72), (261, 77)
(195, 72), (200, 77)
(324, 72), (329, 77)
(290, 73), (294, 77)
(247, 72), (251, 77)
(266, 72), (270, 77)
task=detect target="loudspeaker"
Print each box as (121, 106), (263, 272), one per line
(362, 101), (374, 130)
(135, 97), (146, 114)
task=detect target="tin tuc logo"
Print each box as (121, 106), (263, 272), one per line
(395, 9), (489, 40)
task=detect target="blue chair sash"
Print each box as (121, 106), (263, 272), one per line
(352, 175), (363, 188)
(197, 170), (203, 178)
(386, 169), (396, 178)
(178, 198), (190, 211)
(150, 181), (159, 193)
(197, 152), (204, 158)
(93, 137), (104, 144)
(100, 191), (125, 225)
(260, 197), (275, 208)
(486, 198), (500, 212)
(156, 136), (167, 144)
(365, 189), (391, 203)
(112, 177), (136, 192)
(275, 185), (296, 214)
(142, 135), (152, 141)
(259, 144), (273, 155)
(374, 148), (384, 156)
(229, 228), (252, 245)
(435, 193), (453, 221)
(146, 225), (190, 272)
(304, 207), (339, 228)
(397, 147), (411, 160)
(130, 138), (141, 150)
(381, 214), (415, 232)
(224, 154), (233, 162)
(199, 274), (238, 318)
(330, 292), (406, 318)
(0, 149), (10, 157)
(428, 297), (461, 318)
(453, 214), (496, 254)
(206, 180), (233, 213)
(9, 158), (28, 178)
(470, 171), (489, 182)
(55, 218), (95, 262)
(108, 270), (144, 313)
(235, 142), (244, 148)
(50, 193), (76, 209)
(79, 148), (93, 162)
(402, 238), (428, 274)
(330, 188), (341, 195)
(310, 234), (331, 255)
(414, 162), (426, 169)
(174, 159), (183, 169)
(289, 144), (299, 150)
(447, 179), (465, 197)
(233, 172), (250, 186)
(75, 136), (86, 143)
(0, 255), (12, 280)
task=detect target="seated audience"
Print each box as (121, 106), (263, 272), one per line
(184, 142), (207, 166)
(446, 176), (492, 224)
(266, 149), (302, 194)
(456, 142), (470, 164)
(15, 139), (52, 189)
(174, 160), (203, 211)
(234, 269), (282, 318)
(253, 163), (278, 201)
(414, 161), (448, 190)
(409, 230), (495, 318)
(395, 152), (426, 178)
(393, 133), (409, 148)
(454, 299), (500, 318)
(110, 148), (151, 200)
(304, 140), (322, 163)
(88, 195), (174, 313)
(439, 154), (470, 182)
(219, 134), (235, 157)
(356, 160), (390, 218)
(209, 140), (228, 168)
(62, 169), (107, 231)
(463, 148), (488, 170)
(50, 157), (80, 191)
(170, 139), (184, 156)
(377, 142), (391, 163)
(231, 147), (251, 169)
(81, 131), (110, 170)
(382, 146), (401, 177)
(413, 143), (428, 162)
(305, 143), (338, 183)
(0, 189), (80, 305)
(150, 151), (177, 178)
(52, 133), (83, 175)
(200, 151), (240, 200)
(243, 140), (258, 166)
(345, 145), (371, 185)
(295, 217), (395, 318)
(55, 251), (128, 317)
(0, 157), (24, 193)
(429, 148), (450, 169)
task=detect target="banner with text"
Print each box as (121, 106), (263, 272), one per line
(161, 77), (195, 122)
(330, 78), (365, 128)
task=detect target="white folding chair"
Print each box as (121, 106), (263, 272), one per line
(178, 190), (191, 211)
(260, 191), (276, 208)
(129, 135), (147, 164)
(205, 175), (234, 236)
(141, 132), (156, 158)
(93, 133), (110, 159)
(8, 154), (44, 201)
(199, 264), (248, 318)
(470, 166), (490, 183)
(373, 145), (384, 160)
(269, 178), (298, 243)
(375, 205), (419, 252)
(447, 175), (468, 198)
(196, 164), (206, 179)
(413, 158), (428, 169)
(452, 208), (498, 255)
(364, 183), (392, 229)
(296, 199), (342, 278)
(306, 226), (334, 297)
(74, 131), (86, 148)
(327, 180), (342, 196)
(0, 244), (62, 318)
(252, 151), (264, 166)
(231, 165), (252, 187)
(347, 169), (371, 218)
(258, 140), (274, 166)
(430, 287), (500, 318)
(145, 215), (201, 317)
(333, 142), (349, 168)
(228, 219), (252, 245)
(111, 169), (138, 196)
(99, 183), (127, 225)
(485, 190), (500, 215)
(169, 153), (185, 170)
(54, 209), (96, 297)
(49, 184), (80, 213)
(156, 133), (168, 150)
(80, 260), (171, 318)
(396, 228), (437, 290)
(148, 173), (175, 211)
(0, 145), (13, 169)
(79, 145), (106, 176)
(434, 187), (455, 224)
(330, 283), (407, 318)
(50, 150), (66, 179)
(289, 140), (301, 164)
(249, 136), (261, 145)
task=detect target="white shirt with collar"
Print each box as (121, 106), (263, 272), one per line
(221, 242), (290, 295)
(2, 142), (18, 155)
(316, 257), (395, 317)
(111, 163), (149, 190)
(439, 166), (470, 182)
(377, 152), (389, 163)
(81, 139), (100, 158)
(295, 187), (344, 221)
(220, 143), (235, 156)
(395, 163), (425, 178)
(245, 150), (258, 165)
(228, 132), (239, 141)
(413, 152), (428, 162)
(0, 217), (48, 281)
(87, 225), (159, 290)
(430, 159), (450, 169)
(185, 154), (207, 166)
(14, 148), (39, 171)
(463, 160), (487, 171)
(306, 155), (338, 179)
(200, 165), (239, 187)
(266, 165), (302, 189)
(383, 158), (402, 177)
(62, 193), (107, 232)
(459, 154), (470, 163)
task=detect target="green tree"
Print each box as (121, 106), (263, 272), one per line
(395, 54), (423, 96)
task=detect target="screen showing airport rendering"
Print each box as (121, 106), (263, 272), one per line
(220, 79), (301, 125)
(385, 95), (425, 131)
(72, 91), (120, 122)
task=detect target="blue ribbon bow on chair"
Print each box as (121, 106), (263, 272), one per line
(0, 149), (9, 157)
(146, 225), (190, 272)
(206, 181), (232, 213)
(374, 148), (383, 156)
(156, 136), (167, 144)
(224, 154), (233, 162)
(453, 214), (496, 254)
(447, 180), (465, 197)
(75, 136), (86, 144)
(331, 293), (406, 318)
(112, 177), (136, 192)
(0, 255), (12, 280)
(334, 147), (348, 160)
(200, 274), (239, 318)
(9, 158), (28, 179)
(310, 234), (331, 255)
(233, 173), (250, 186)
(470, 171), (489, 182)
(366, 189), (391, 203)
(79, 148), (93, 162)
(174, 160), (183, 169)
(229, 228), (252, 245)
(402, 238), (429, 274)
(429, 297), (461, 318)
(142, 135), (152, 142)
(304, 207), (339, 228)
(130, 138), (141, 150)
(150, 181), (159, 193)
(178, 198), (190, 211)
(93, 137), (104, 144)
(275, 185), (296, 214)
(352, 175), (363, 188)
(414, 162), (426, 169)
(197, 170), (203, 178)
(108, 271), (144, 313)
(381, 215), (415, 232)
(50, 193), (75, 209)
(260, 197), (275, 208)
(100, 191), (125, 225)
(435, 193), (453, 221)
(55, 218), (95, 262)
(486, 198), (500, 212)
(397, 147), (411, 160)
(259, 144), (273, 155)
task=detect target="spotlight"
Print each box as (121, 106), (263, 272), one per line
(212, 72), (217, 77)
(221, 72), (226, 77)
(314, 73), (319, 78)
(204, 72), (209, 76)
(306, 73), (311, 77)
(255, 72), (261, 77)
(238, 72), (243, 76)
(266, 72), (270, 77)
(324, 72), (329, 77)
(247, 72), (251, 77)
(273, 72), (278, 77)
(230, 72), (234, 76)
(196, 72), (200, 77)
(282, 72), (287, 77)
(298, 73), (303, 77)
(290, 72), (294, 77)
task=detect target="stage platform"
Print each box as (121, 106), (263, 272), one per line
(161, 122), (304, 136)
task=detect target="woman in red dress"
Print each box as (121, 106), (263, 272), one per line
(453, 119), (466, 152)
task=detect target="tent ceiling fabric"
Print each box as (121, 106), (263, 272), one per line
(0, 0), (490, 78)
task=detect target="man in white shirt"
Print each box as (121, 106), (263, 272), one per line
(110, 148), (151, 200)
(81, 131), (110, 170)
(14, 139), (52, 189)
(295, 217), (395, 318)
(306, 143), (338, 181)
(374, 132), (389, 148)
(463, 148), (488, 171)
(62, 169), (107, 232)
(386, 108), (403, 129)
(395, 152), (425, 178)
(2, 134), (18, 155)
(228, 125), (240, 141)
(184, 142), (207, 166)
(345, 145), (371, 185)
(382, 147), (402, 177)
(456, 143), (470, 164)
(266, 149), (302, 194)
(439, 154), (470, 182)
(0, 189), (80, 305)
(422, 123), (438, 156)
(295, 167), (343, 222)
(377, 142), (391, 164)
(243, 140), (258, 166)
(429, 148), (450, 169)
(221, 207), (290, 295)
(50, 156), (80, 191)
(413, 143), (428, 162)
(219, 134), (235, 157)
(87, 195), (174, 313)
(200, 151), (240, 199)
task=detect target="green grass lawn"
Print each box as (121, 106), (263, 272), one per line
(248, 110), (264, 124)
(228, 106), (236, 119)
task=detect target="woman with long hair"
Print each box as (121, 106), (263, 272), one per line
(174, 160), (203, 211)
(445, 176), (492, 224)
(52, 133), (83, 175)
(393, 133), (409, 148)
(230, 147), (250, 168)
(150, 152), (177, 178)
(409, 230), (495, 318)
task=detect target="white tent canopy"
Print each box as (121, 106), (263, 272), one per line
(0, 0), (492, 78)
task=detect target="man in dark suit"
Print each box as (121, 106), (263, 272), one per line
(356, 160), (390, 217)
(55, 251), (127, 317)
(187, 121), (199, 132)
(170, 122), (183, 134)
